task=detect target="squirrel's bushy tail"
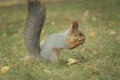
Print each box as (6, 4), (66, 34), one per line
(25, 0), (46, 57)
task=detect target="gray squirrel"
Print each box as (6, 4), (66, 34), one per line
(25, 0), (86, 62)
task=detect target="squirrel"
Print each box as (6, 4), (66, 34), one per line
(25, 0), (86, 62)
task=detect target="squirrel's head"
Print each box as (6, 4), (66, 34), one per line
(67, 20), (86, 49)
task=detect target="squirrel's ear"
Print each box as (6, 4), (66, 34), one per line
(70, 20), (78, 33)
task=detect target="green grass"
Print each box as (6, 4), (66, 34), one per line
(0, 0), (120, 80)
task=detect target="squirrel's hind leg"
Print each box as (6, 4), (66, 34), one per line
(50, 53), (58, 63)
(50, 48), (60, 63)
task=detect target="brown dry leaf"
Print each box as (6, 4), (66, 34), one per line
(20, 56), (30, 62)
(89, 31), (95, 37)
(67, 58), (79, 65)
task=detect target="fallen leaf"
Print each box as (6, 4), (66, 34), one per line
(20, 56), (30, 62)
(89, 31), (95, 37)
(67, 58), (79, 65)
(1, 66), (9, 74)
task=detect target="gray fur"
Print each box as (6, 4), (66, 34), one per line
(40, 30), (70, 62)
(25, 0), (46, 57)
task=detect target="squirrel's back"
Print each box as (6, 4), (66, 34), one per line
(25, 0), (46, 57)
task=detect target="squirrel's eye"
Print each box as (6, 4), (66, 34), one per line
(79, 33), (82, 36)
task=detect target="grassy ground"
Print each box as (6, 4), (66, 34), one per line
(0, 0), (120, 80)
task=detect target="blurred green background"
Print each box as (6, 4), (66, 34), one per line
(0, 0), (120, 80)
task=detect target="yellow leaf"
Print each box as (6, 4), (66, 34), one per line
(89, 31), (95, 37)
(67, 58), (79, 65)
(1, 66), (9, 74)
